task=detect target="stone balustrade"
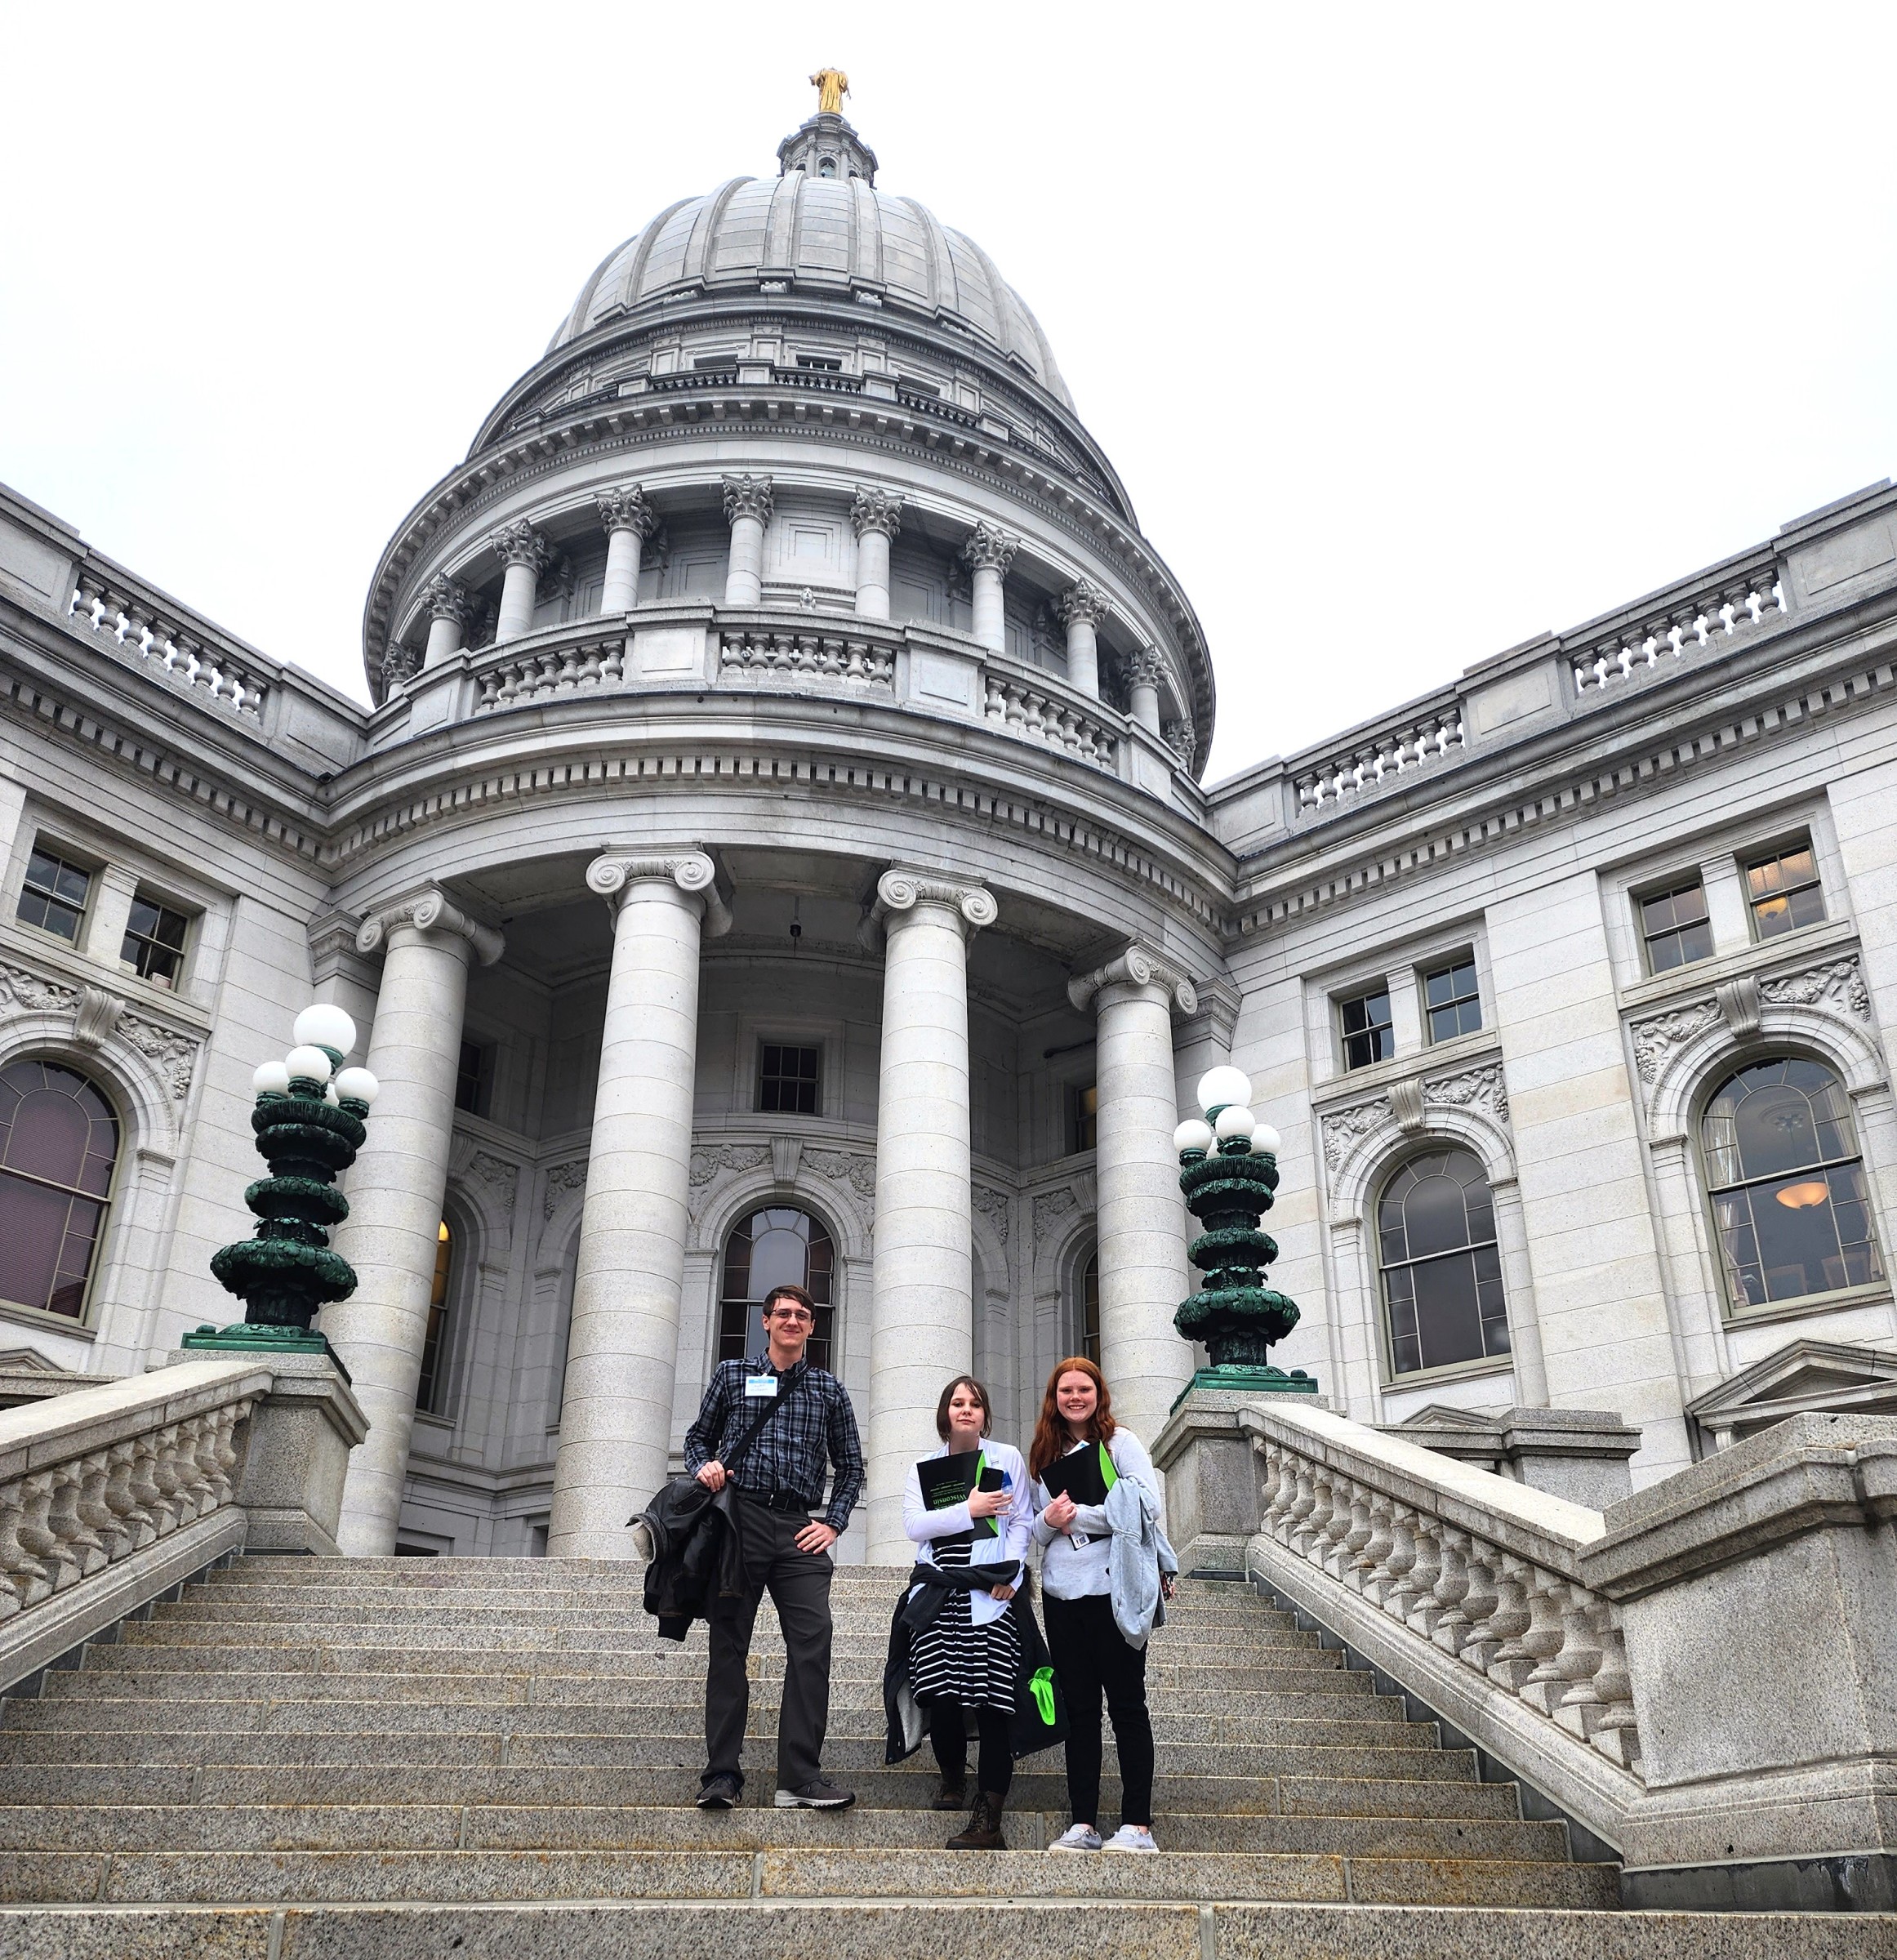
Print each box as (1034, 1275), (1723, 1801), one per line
(68, 572), (269, 720)
(718, 625), (897, 693)
(0, 1352), (365, 1695)
(982, 664), (1120, 768)
(471, 634), (628, 712)
(1570, 556), (1785, 697)
(1291, 699), (1466, 814)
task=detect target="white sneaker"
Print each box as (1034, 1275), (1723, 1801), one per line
(1049, 1823), (1103, 1851)
(1103, 1824), (1159, 1852)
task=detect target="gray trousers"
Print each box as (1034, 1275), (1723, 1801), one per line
(702, 1494), (835, 1793)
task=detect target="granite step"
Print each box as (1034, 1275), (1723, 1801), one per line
(0, 1844), (1624, 1908)
(7, 1900), (1897, 1960)
(0, 1802), (1571, 1860)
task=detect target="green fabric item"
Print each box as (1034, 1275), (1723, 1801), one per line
(1029, 1665), (1057, 1726)
(1098, 1441), (1118, 1494)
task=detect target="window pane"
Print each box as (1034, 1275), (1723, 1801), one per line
(1410, 1253), (1486, 1371)
(1080, 1252), (1100, 1363)
(759, 1044), (822, 1116)
(455, 1042), (486, 1116)
(719, 1207), (837, 1370)
(1341, 990), (1393, 1070)
(415, 1221), (452, 1412)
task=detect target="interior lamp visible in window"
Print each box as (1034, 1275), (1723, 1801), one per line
(1775, 1180), (1831, 1210)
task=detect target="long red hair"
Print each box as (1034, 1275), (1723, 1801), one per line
(1028, 1356), (1117, 1481)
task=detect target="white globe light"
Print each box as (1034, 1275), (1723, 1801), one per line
(1214, 1104), (1257, 1143)
(293, 1004), (358, 1056)
(322, 1083), (341, 1107)
(1250, 1123), (1282, 1156)
(1173, 1118), (1215, 1155)
(252, 1059), (291, 1095)
(284, 1045), (333, 1085)
(1197, 1065), (1253, 1115)
(335, 1067), (381, 1106)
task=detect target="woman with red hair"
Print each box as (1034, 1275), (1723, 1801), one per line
(1027, 1356), (1164, 1852)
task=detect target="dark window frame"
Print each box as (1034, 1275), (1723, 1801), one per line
(1339, 987), (1396, 1072)
(121, 889), (193, 989)
(455, 1040), (489, 1118)
(717, 1205), (837, 1373)
(0, 1056), (121, 1323)
(16, 841), (94, 945)
(1422, 956), (1482, 1044)
(1375, 1146), (1511, 1380)
(1743, 840), (1826, 943)
(1071, 1082), (1099, 1155)
(1636, 875), (1714, 975)
(1077, 1248), (1100, 1364)
(756, 1040), (822, 1117)
(415, 1218), (455, 1415)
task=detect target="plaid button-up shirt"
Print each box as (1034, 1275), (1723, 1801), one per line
(684, 1353), (866, 1537)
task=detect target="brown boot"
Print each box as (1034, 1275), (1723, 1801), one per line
(946, 1791), (1008, 1850)
(930, 1776), (969, 1811)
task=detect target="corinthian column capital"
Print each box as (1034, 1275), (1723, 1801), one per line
(595, 483), (657, 537)
(721, 474), (775, 526)
(355, 886), (505, 966)
(850, 487), (905, 541)
(960, 522), (1018, 576)
(488, 518), (550, 572)
(1068, 942), (1198, 1017)
(1126, 645), (1165, 689)
(587, 849), (733, 938)
(421, 574), (470, 625)
(1057, 578), (1110, 628)
(874, 866), (998, 933)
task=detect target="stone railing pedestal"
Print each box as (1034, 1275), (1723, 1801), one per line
(1155, 1386), (1332, 1575)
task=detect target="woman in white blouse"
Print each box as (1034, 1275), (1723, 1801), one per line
(902, 1374), (1034, 1848)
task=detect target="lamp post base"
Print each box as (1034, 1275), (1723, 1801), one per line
(1172, 1363), (1318, 1412)
(180, 1322), (352, 1383)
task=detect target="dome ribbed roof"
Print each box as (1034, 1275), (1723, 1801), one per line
(548, 156), (1071, 409)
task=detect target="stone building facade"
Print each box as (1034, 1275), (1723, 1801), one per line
(3, 109), (1896, 1561)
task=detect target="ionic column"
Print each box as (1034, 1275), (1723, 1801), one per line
(1126, 646), (1164, 735)
(490, 519), (550, 643)
(961, 523), (1018, 655)
(325, 888), (505, 1556)
(1068, 945), (1197, 1450)
(1057, 579), (1109, 698)
(420, 576), (469, 670)
(721, 474), (774, 606)
(850, 488), (904, 621)
(866, 867), (997, 1559)
(596, 484), (656, 613)
(547, 851), (733, 1557)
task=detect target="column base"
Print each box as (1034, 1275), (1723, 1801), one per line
(1171, 1364), (1318, 1410)
(181, 1323), (353, 1384)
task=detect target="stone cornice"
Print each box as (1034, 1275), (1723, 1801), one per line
(1067, 942), (1198, 1017)
(356, 884), (505, 966)
(586, 849), (733, 937)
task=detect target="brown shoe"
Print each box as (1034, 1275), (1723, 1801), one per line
(930, 1778), (969, 1812)
(946, 1791), (1008, 1850)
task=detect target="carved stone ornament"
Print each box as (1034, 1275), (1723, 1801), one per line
(974, 1185), (1011, 1245)
(381, 643), (424, 688)
(1056, 579), (1109, 629)
(1759, 954), (1873, 1022)
(73, 987), (126, 1049)
(1163, 715), (1196, 765)
(595, 483), (657, 537)
(1716, 974), (1762, 1037)
(805, 1148), (877, 1200)
(721, 474), (775, 526)
(542, 1160), (586, 1218)
(849, 487), (904, 540)
(1126, 646), (1165, 690)
(488, 518), (550, 573)
(1033, 1186), (1080, 1250)
(960, 522), (1018, 576)
(586, 851), (733, 939)
(0, 960), (78, 1013)
(1387, 1077), (1425, 1134)
(120, 1011), (199, 1101)
(356, 886), (505, 968)
(688, 1143), (772, 1188)
(1068, 942), (1198, 1018)
(874, 867), (998, 933)
(1629, 1001), (1721, 1085)
(467, 1151), (519, 1211)
(1322, 1097), (1392, 1172)
(1424, 1062), (1509, 1124)
(421, 575), (470, 625)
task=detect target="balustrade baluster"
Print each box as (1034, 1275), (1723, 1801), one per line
(1356, 1493), (1396, 1600)
(1403, 1518), (1445, 1638)
(1286, 1462), (1321, 1557)
(1381, 1506), (1421, 1620)
(1517, 1572), (1573, 1715)
(1339, 1486), (1374, 1587)
(1588, 1609), (1641, 1769)
(1429, 1527), (1473, 1654)
(1456, 1539), (1503, 1673)
(1551, 1590), (1609, 1738)
(0, 1480), (51, 1615)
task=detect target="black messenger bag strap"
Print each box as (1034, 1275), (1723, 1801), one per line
(720, 1370), (806, 1478)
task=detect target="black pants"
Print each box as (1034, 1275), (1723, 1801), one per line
(703, 1495), (834, 1794)
(927, 1700), (1014, 1799)
(1043, 1591), (1155, 1827)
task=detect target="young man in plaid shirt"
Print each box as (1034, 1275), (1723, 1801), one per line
(684, 1281), (865, 1810)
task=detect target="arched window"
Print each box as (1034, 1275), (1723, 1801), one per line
(1377, 1148), (1508, 1378)
(0, 1058), (120, 1320)
(719, 1207), (835, 1370)
(415, 1220), (452, 1413)
(1702, 1057), (1883, 1309)
(1077, 1250), (1101, 1363)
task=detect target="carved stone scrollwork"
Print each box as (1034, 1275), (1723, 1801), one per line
(973, 1185), (1011, 1245)
(1162, 715), (1196, 765)
(1067, 942), (1198, 1018)
(1629, 1001), (1721, 1086)
(805, 1148), (877, 1200)
(721, 474), (775, 526)
(120, 1013), (199, 1101)
(849, 487), (904, 540)
(1322, 1097), (1392, 1172)
(1425, 1062), (1509, 1123)
(1056, 579), (1110, 629)
(1032, 1186), (1080, 1250)
(355, 886), (506, 968)
(595, 483), (657, 538)
(873, 868), (997, 933)
(73, 987), (126, 1049)
(1759, 953), (1872, 1022)
(1126, 646), (1165, 690)
(381, 643), (424, 688)
(0, 961), (78, 1013)
(487, 518), (550, 573)
(960, 522), (1018, 576)
(688, 1144), (772, 1188)
(542, 1160), (586, 1218)
(421, 575), (470, 625)
(586, 851), (733, 939)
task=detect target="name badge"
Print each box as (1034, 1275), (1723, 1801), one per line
(744, 1374), (779, 1398)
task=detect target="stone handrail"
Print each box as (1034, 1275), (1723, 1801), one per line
(981, 657), (1120, 770)
(0, 1352), (366, 1695)
(1289, 694), (1467, 817)
(67, 568), (271, 722)
(1568, 552), (1785, 697)
(471, 632), (629, 712)
(1239, 1400), (1643, 1849)
(718, 622), (897, 693)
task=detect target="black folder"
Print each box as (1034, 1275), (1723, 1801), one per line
(916, 1453), (1004, 1538)
(1039, 1442), (1111, 1508)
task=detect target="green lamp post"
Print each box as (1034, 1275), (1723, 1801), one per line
(1173, 1064), (1318, 1401)
(182, 1004), (379, 1375)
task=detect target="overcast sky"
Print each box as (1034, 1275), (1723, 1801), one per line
(4, 4), (1894, 786)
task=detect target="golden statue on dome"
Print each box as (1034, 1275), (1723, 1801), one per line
(810, 68), (849, 117)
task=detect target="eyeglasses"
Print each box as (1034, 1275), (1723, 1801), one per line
(766, 1306), (813, 1322)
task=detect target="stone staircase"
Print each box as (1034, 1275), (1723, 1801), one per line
(0, 1557), (1888, 1957)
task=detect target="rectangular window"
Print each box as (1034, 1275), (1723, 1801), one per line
(16, 844), (91, 943)
(1071, 1083), (1099, 1154)
(795, 354), (844, 372)
(1638, 878), (1713, 973)
(1423, 958), (1482, 1042)
(455, 1040), (488, 1117)
(758, 1043), (821, 1116)
(1746, 843), (1825, 940)
(121, 891), (190, 988)
(1339, 988), (1395, 1071)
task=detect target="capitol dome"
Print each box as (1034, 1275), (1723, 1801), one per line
(548, 121), (1071, 410)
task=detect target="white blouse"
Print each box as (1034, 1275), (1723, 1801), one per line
(902, 1437), (1033, 1627)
